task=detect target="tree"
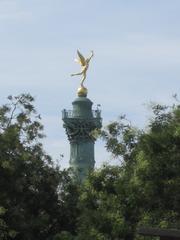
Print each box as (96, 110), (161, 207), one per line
(0, 94), (79, 240)
(1, 94), (180, 240)
(134, 103), (180, 228)
(76, 102), (180, 239)
(77, 166), (142, 240)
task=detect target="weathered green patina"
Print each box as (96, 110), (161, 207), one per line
(62, 96), (102, 181)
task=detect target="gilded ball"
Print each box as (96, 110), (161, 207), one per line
(77, 86), (88, 97)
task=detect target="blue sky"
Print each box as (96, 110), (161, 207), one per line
(0, 0), (180, 168)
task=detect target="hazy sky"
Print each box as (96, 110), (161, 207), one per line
(0, 0), (180, 168)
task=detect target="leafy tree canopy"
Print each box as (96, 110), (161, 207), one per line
(76, 101), (180, 239)
(0, 94), (79, 240)
(1, 94), (180, 240)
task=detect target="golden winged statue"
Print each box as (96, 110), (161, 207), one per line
(71, 50), (94, 87)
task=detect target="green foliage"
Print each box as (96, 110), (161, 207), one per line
(101, 115), (140, 164)
(1, 94), (180, 240)
(77, 166), (142, 240)
(0, 94), (79, 240)
(53, 231), (74, 240)
(135, 103), (180, 228)
(76, 102), (180, 239)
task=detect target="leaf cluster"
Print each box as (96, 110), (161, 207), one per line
(0, 94), (79, 240)
(76, 102), (180, 239)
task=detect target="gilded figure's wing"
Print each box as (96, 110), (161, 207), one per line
(74, 58), (80, 63)
(77, 50), (86, 66)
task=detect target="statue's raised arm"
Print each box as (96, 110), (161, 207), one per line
(71, 50), (94, 87)
(86, 50), (94, 63)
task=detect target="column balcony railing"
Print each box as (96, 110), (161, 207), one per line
(62, 109), (101, 119)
